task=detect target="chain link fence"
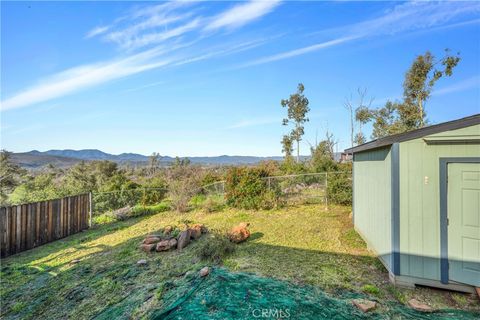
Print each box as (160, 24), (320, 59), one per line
(91, 172), (351, 216)
(264, 172), (328, 206)
(200, 172), (351, 207)
(200, 181), (225, 196)
(92, 187), (168, 215)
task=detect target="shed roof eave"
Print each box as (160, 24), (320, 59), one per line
(345, 113), (480, 154)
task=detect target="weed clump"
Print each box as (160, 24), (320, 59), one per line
(202, 195), (225, 213)
(198, 231), (235, 263)
(362, 284), (380, 296)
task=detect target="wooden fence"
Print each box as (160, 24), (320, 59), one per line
(0, 193), (91, 258)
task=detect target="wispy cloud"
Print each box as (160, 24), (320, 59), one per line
(85, 25), (110, 39)
(110, 18), (201, 50)
(239, 35), (358, 68)
(239, 1), (480, 68)
(1, 46), (175, 111)
(204, 0), (281, 31)
(3, 2), (280, 111)
(122, 81), (165, 94)
(85, 1), (196, 49)
(88, 1), (280, 51)
(338, 1), (480, 38)
(102, 10), (198, 50)
(1, 38), (271, 111)
(432, 76), (480, 96)
(171, 38), (271, 68)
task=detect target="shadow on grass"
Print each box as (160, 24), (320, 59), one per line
(248, 232), (264, 241)
(1, 211), (479, 320)
(1, 213), (158, 266)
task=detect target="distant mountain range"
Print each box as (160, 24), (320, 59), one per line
(10, 149), (297, 169)
(39, 149), (149, 162)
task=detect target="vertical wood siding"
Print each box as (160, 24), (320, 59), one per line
(0, 194), (90, 258)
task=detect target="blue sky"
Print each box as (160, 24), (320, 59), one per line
(1, 1), (479, 157)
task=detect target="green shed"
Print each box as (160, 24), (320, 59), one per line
(345, 114), (480, 292)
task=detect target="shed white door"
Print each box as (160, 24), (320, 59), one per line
(448, 163), (480, 286)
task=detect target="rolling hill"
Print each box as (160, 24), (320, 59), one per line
(10, 149), (292, 169)
(10, 151), (83, 169)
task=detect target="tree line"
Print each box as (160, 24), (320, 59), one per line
(280, 49), (460, 156)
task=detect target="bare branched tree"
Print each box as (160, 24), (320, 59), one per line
(148, 152), (161, 177)
(344, 88), (374, 147)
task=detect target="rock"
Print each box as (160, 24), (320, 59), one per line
(156, 238), (178, 251)
(164, 226), (173, 235)
(199, 267), (210, 277)
(475, 287), (480, 300)
(155, 240), (170, 251)
(177, 230), (191, 250)
(352, 299), (377, 312)
(228, 222), (251, 243)
(189, 224), (207, 240)
(197, 224), (208, 233)
(139, 243), (156, 252)
(407, 299), (433, 312)
(137, 259), (147, 265)
(71, 259), (80, 264)
(110, 206), (132, 220)
(143, 236), (161, 244)
(189, 227), (202, 240)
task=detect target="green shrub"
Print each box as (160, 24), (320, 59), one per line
(93, 214), (117, 225)
(200, 171), (224, 188)
(326, 172), (352, 205)
(198, 231), (235, 263)
(8, 173), (64, 205)
(280, 156), (309, 174)
(140, 182), (168, 206)
(225, 167), (276, 209)
(94, 175), (141, 213)
(130, 201), (171, 217)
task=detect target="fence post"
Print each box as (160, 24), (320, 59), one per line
(88, 192), (93, 228)
(325, 172), (328, 210)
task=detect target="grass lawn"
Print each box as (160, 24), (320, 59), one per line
(1, 204), (478, 319)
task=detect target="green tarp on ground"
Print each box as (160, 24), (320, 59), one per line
(151, 268), (479, 320)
